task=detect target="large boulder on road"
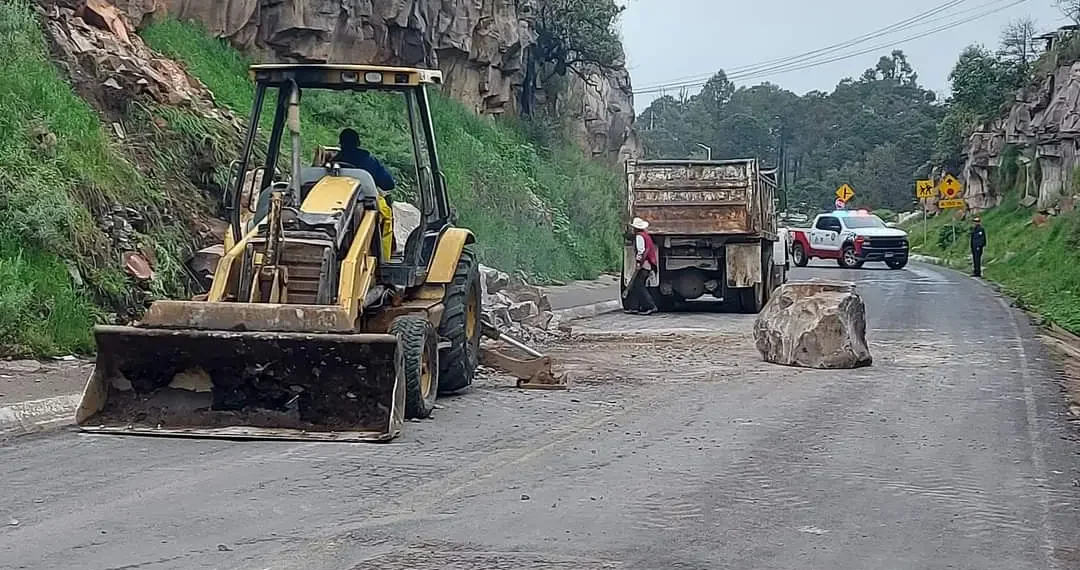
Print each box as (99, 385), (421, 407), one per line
(753, 280), (872, 369)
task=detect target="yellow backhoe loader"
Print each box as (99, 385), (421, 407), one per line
(74, 64), (485, 442)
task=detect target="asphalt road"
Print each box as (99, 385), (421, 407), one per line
(2, 262), (1078, 569)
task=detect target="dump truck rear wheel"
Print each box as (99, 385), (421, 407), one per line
(390, 315), (439, 419)
(737, 284), (764, 314)
(437, 245), (481, 394)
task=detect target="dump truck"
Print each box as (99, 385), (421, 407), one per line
(75, 64), (498, 443)
(622, 158), (784, 313)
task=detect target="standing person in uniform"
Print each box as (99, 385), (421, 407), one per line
(970, 216), (987, 278)
(627, 217), (660, 315)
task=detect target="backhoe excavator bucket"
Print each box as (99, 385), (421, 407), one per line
(479, 319), (567, 390)
(75, 326), (405, 442)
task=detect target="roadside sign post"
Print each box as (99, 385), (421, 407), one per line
(836, 184), (855, 205)
(935, 174), (965, 246)
(937, 174), (964, 208)
(915, 179), (936, 245)
(835, 198), (846, 209)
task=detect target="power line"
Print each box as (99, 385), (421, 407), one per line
(635, 0), (1023, 93)
(722, 0), (1026, 82)
(633, 0), (972, 91)
(630, 0), (1010, 92)
(633, 0), (1028, 96)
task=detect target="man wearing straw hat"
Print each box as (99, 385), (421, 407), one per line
(625, 217), (659, 315)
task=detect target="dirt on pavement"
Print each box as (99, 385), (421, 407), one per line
(0, 359), (91, 406)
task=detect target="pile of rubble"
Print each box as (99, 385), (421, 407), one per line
(43, 0), (243, 130)
(480, 266), (567, 344)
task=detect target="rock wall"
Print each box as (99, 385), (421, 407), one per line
(120, 0), (639, 160)
(963, 62), (1080, 211)
(560, 65), (642, 160)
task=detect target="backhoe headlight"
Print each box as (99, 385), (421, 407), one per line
(364, 72), (384, 84)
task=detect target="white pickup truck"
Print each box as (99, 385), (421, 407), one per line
(787, 210), (909, 269)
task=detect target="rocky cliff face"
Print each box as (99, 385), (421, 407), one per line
(559, 65), (641, 161)
(118, 0), (639, 160)
(962, 61), (1080, 212)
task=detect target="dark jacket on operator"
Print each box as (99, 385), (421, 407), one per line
(334, 147), (396, 192)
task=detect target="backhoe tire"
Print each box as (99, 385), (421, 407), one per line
(437, 244), (481, 394)
(390, 315), (439, 419)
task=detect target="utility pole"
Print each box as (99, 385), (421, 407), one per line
(696, 143), (712, 160)
(775, 115), (788, 213)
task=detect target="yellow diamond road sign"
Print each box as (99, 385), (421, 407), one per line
(836, 184), (855, 202)
(916, 179), (936, 199)
(939, 174), (962, 200)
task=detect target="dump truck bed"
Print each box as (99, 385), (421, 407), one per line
(626, 159), (776, 238)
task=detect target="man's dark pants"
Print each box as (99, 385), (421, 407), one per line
(628, 267), (657, 312)
(972, 247), (983, 277)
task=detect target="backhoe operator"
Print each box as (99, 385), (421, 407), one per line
(335, 128), (397, 260)
(334, 128), (396, 191)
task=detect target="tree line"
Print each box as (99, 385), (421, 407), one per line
(636, 17), (1050, 214)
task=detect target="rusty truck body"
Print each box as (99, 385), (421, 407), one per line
(622, 158), (786, 313)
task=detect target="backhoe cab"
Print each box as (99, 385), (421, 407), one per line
(75, 64), (482, 442)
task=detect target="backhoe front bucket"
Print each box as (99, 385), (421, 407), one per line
(75, 326), (404, 442)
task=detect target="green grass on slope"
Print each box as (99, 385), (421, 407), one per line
(0, 0), (111, 356)
(0, 1), (215, 356)
(0, 242), (96, 355)
(906, 193), (1080, 333)
(142, 19), (624, 281)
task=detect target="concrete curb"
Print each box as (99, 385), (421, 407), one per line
(909, 254), (947, 266)
(553, 300), (621, 323)
(0, 395), (79, 439)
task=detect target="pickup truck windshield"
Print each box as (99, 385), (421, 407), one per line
(843, 215), (886, 229)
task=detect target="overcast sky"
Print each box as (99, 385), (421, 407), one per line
(620, 0), (1070, 111)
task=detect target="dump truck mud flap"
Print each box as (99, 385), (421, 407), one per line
(725, 242), (762, 288)
(76, 326), (404, 442)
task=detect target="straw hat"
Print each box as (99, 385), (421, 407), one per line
(631, 217), (649, 231)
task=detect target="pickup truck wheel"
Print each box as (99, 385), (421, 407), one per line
(792, 243), (809, 267)
(839, 246), (862, 269)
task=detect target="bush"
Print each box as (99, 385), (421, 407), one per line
(936, 223), (961, 249)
